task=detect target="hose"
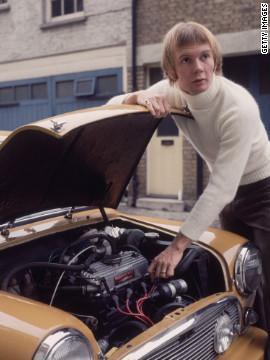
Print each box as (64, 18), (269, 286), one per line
(58, 232), (115, 264)
(1, 252), (96, 292)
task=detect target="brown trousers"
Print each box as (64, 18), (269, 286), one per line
(220, 177), (270, 360)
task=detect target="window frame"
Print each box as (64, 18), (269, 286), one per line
(53, 69), (122, 103)
(74, 78), (96, 97)
(0, 79), (48, 107)
(0, 0), (10, 12)
(44, 0), (85, 26)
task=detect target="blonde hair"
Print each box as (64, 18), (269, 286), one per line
(161, 22), (223, 85)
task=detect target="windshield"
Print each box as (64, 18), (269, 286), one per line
(0, 206), (95, 231)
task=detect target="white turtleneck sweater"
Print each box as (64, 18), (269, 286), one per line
(107, 75), (270, 241)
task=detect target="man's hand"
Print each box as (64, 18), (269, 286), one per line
(123, 90), (171, 118)
(148, 232), (192, 281)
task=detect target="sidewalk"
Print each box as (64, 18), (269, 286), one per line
(118, 203), (220, 229)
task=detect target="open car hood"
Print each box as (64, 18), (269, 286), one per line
(0, 105), (192, 224)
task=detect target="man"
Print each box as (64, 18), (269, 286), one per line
(108, 22), (270, 358)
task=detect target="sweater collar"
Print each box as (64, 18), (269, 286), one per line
(180, 73), (220, 110)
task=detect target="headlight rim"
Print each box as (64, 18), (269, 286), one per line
(214, 312), (235, 354)
(234, 242), (262, 297)
(33, 327), (94, 360)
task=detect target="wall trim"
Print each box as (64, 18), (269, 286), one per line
(216, 28), (262, 57)
(137, 28), (262, 66)
(0, 46), (126, 83)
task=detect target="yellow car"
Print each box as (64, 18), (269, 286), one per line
(0, 106), (267, 360)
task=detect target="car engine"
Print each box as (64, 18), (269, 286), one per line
(1, 224), (216, 353)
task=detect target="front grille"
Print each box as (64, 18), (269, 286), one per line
(140, 297), (240, 360)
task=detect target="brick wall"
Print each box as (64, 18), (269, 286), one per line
(182, 139), (197, 203)
(136, 0), (260, 45)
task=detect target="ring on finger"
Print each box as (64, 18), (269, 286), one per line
(145, 98), (151, 105)
(160, 268), (167, 274)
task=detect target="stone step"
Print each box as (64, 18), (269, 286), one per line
(136, 197), (185, 212)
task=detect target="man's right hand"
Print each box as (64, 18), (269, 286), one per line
(123, 90), (171, 118)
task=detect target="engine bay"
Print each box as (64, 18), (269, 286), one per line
(0, 220), (225, 353)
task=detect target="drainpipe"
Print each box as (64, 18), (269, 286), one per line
(132, 0), (137, 93)
(196, 154), (203, 198)
(131, 0), (138, 207)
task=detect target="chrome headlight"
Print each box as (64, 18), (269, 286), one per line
(234, 243), (262, 296)
(214, 313), (234, 354)
(33, 328), (94, 360)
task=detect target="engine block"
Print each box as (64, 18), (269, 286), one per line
(81, 251), (149, 292)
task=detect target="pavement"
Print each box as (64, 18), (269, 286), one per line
(118, 202), (220, 229)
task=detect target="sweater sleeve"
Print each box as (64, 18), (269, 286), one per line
(106, 93), (128, 105)
(180, 100), (258, 241)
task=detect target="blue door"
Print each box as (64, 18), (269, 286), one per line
(0, 68), (122, 130)
(52, 68), (122, 116)
(0, 78), (51, 130)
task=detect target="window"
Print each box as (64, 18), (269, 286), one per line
(96, 75), (118, 95)
(0, 87), (13, 103)
(44, 0), (85, 25)
(0, 0), (10, 12)
(74, 78), (95, 96)
(15, 85), (30, 101)
(32, 83), (47, 99)
(55, 75), (119, 98)
(51, 0), (83, 17)
(157, 117), (179, 137)
(0, 83), (47, 104)
(56, 80), (74, 98)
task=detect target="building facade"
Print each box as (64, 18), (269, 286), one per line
(0, 0), (132, 128)
(0, 0), (269, 209)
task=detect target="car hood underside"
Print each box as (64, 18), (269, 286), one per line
(0, 106), (163, 224)
(0, 105), (192, 224)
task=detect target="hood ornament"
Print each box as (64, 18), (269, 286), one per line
(180, 104), (190, 113)
(1, 220), (15, 237)
(65, 207), (75, 220)
(50, 120), (66, 133)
